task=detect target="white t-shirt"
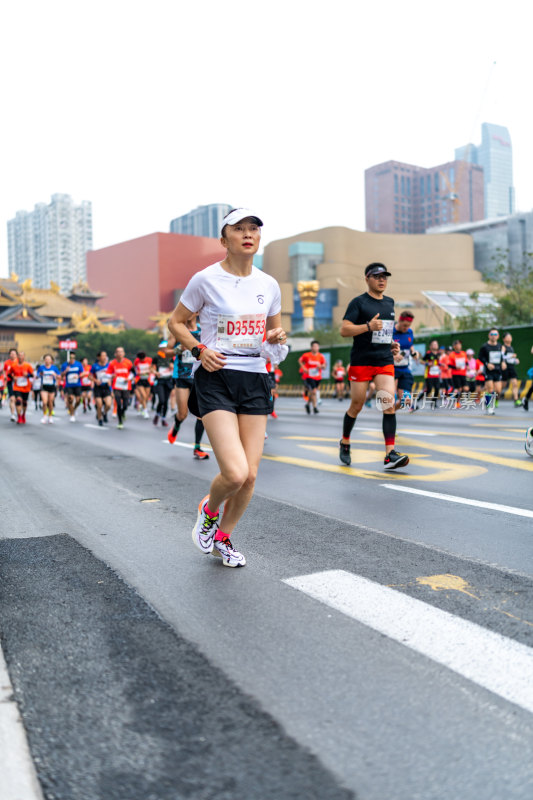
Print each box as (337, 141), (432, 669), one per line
(180, 262), (282, 373)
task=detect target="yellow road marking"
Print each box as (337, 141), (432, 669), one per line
(391, 434), (533, 473)
(262, 453), (485, 481)
(297, 444), (430, 463)
(416, 574), (479, 599)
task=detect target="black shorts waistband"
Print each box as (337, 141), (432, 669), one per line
(220, 352), (261, 358)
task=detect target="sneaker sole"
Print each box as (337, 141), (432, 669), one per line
(384, 455), (410, 470)
(212, 548), (246, 567)
(192, 495), (215, 554)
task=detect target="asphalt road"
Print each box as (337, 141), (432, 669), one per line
(1, 397), (532, 800)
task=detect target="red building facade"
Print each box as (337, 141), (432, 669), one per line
(365, 160), (484, 234)
(86, 233), (226, 329)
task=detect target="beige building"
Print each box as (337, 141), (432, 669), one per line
(262, 226), (488, 332)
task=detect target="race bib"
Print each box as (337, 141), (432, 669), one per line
(429, 365), (440, 376)
(15, 376), (29, 387)
(308, 367), (320, 377)
(181, 349), (194, 364)
(489, 351), (501, 364)
(67, 372), (79, 384)
(100, 372), (111, 384)
(138, 363), (150, 375)
(33, 378), (42, 390)
(455, 358), (465, 370)
(81, 377), (92, 386)
(372, 320), (394, 344)
(42, 376), (55, 386)
(159, 367), (172, 377)
(216, 314), (266, 351)
(115, 376), (129, 390)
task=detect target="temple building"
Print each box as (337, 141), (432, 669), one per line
(0, 275), (122, 361)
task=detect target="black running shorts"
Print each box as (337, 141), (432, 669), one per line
(190, 367), (273, 417)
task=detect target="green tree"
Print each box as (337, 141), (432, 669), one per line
(62, 329), (160, 362)
(486, 249), (533, 326)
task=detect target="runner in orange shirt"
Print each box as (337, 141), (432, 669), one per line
(106, 347), (133, 429)
(10, 351), (34, 424)
(80, 357), (93, 414)
(133, 351), (153, 419)
(298, 340), (327, 414)
(3, 348), (19, 421)
(332, 359), (347, 400)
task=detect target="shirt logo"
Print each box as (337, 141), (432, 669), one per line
(257, 294), (264, 304)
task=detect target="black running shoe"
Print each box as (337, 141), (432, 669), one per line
(305, 403), (311, 415)
(313, 406), (319, 414)
(339, 440), (351, 465)
(384, 450), (409, 470)
(523, 398), (529, 411)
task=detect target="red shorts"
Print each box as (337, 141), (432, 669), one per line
(348, 364), (395, 382)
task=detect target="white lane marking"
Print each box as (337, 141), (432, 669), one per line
(163, 440), (213, 451)
(283, 570), (533, 714)
(381, 484), (533, 519)
(84, 424), (109, 430)
(0, 646), (45, 799)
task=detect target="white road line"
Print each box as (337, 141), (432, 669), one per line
(283, 570), (533, 714)
(381, 484), (533, 519)
(0, 646), (44, 799)
(84, 423), (109, 430)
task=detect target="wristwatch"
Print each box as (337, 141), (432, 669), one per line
(191, 344), (207, 360)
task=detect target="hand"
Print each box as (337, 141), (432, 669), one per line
(487, 364), (494, 370)
(391, 341), (400, 356)
(266, 327), (287, 345)
(368, 313), (382, 332)
(199, 347), (227, 372)
(502, 362), (507, 370)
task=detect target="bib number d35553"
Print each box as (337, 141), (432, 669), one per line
(216, 314), (266, 351)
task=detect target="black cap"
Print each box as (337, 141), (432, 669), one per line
(365, 262), (391, 278)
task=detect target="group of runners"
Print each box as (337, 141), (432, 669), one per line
(0, 343), (211, 459)
(3, 209), (532, 567)
(299, 318), (532, 418)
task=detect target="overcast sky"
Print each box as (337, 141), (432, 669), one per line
(1, 0), (531, 278)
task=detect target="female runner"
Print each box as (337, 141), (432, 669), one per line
(168, 209), (288, 567)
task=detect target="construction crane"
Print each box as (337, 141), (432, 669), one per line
(439, 61), (496, 224)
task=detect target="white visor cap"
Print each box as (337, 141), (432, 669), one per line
(221, 208), (263, 236)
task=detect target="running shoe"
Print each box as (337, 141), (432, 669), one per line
(98, 419), (103, 427)
(117, 422), (124, 429)
(525, 427), (533, 457)
(384, 450), (409, 470)
(339, 440), (351, 466)
(69, 415), (76, 423)
(167, 427), (178, 445)
(192, 496), (219, 554)
(103, 412), (108, 423)
(193, 447), (209, 460)
(213, 536), (246, 567)
(153, 414), (159, 425)
(41, 416), (47, 424)
(48, 416), (54, 424)
(514, 400), (522, 408)
(270, 411), (278, 418)
(143, 409), (150, 419)
(10, 413), (17, 422)
(523, 398), (529, 412)
(305, 402), (311, 414)
(161, 418), (168, 427)
(313, 407), (319, 414)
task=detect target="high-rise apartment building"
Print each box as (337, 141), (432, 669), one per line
(365, 160), (484, 234)
(455, 123), (514, 218)
(170, 203), (233, 238)
(7, 194), (93, 293)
